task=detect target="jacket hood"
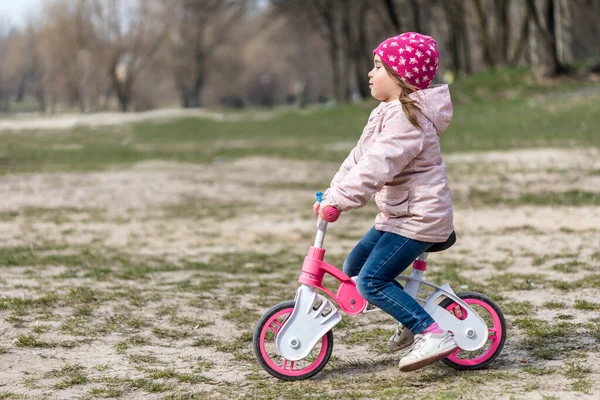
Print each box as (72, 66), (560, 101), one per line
(411, 84), (453, 137)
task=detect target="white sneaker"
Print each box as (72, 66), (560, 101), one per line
(398, 331), (457, 372)
(388, 323), (415, 352)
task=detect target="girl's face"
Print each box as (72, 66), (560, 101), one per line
(368, 55), (402, 102)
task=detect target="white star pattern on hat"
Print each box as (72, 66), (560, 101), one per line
(416, 50), (423, 58)
(388, 55), (396, 62)
(409, 57), (417, 64)
(405, 45), (413, 52)
(391, 41), (398, 47)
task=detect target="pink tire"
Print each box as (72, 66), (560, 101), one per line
(439, 292), (506, 370)
(253, 301), (334, 380)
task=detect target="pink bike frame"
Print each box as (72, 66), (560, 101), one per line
(297, 246), (367, 315)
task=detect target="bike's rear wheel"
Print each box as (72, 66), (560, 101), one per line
(439, 292), (506, 370)
(253, 300), (334, 380)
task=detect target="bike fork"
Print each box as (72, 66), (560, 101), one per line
(275, 285), (342, 361)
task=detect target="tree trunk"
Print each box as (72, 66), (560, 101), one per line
(443, 0), (461, 75)
(458, 0), (473, 74)
(355, 2), (371, 99)
(494, 0), (511, 64)
(382, 0), (402, 31)
(341, 0), (352, 102)
(525, 0), (568, 75)
(409, 0), (422, 33)
(509, 6), (531, 64)
(110, 67), (132, 112)
(472, 0), (496, 69)
(16, 75), (26, 102)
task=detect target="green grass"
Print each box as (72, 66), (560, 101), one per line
(1, 69), (598, 174)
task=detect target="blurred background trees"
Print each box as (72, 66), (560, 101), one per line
(0, 0), (598, 113)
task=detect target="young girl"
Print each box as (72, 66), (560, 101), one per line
(314, 32), (456, 372)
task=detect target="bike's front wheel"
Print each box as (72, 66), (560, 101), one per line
(253, 301), (334, 380)
(439, 291), (506, 370)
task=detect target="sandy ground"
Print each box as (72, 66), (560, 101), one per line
(0, 108), (285, 131)
(1, 145), (599, 399)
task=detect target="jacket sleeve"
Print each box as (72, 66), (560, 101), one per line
(327, 114), (424, 212)
(330, 144), (361, 188)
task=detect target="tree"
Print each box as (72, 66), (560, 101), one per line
(91, 0), (168, 112)
(525, 0), (568, 76)
(168, 0), (247, 108)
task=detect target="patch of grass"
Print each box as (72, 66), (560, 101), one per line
(103, 313), (150, 331)
(555, 313), (575, 320)
(222, 308), (261, 327)
(94, 363), (111, 371)
(573, 299), (600, 311)
(169, 316), (213, 328)
(564, 363), (592, 379)
(192, 337), (219, 348)
(514, 317), (573, 338)
(89, 387), (124, 398)
(503, 300), (534, 315)
(523, 366), (554, 375)
(177, 374), (214, 384)
(127, 353), (163, 365)
(542, 301), (566, 310)
(488, 273), (546, 291)
(114, 335), (151, 353)
(128, 378), (173, 393)
(60, 317), (95, 336)
(152, 327), (190, 340)
(571, 379), (592, 394)
(13, 334), (52, 348)
(146, 368), (179, 379)
(517, 190), (600, 206)
(458, 189), (600, 207)
(31, 324), (52, 334)
(46, 364), (87, 389)
(552, 274), (600, 290)
(216, 331), (252, 353)
(0, 392), (27, 400)
(551, 260), (588, 273)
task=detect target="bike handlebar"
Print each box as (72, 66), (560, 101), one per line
(315, 191), (340, 223)
(320, 205), (340, 223)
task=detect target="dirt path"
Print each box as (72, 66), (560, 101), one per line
(1, 147), (599, 399)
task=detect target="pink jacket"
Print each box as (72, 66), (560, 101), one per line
(327, 84), (454, 243)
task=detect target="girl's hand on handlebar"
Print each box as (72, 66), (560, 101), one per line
(313, 201), (320, 216)
(316, 200), (340, 222)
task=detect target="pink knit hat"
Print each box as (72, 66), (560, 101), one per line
(373, 32), (439, 90)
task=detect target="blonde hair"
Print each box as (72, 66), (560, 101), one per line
(381, 62), (422, 130)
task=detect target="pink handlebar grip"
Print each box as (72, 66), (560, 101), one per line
(321, 205), (340, 223)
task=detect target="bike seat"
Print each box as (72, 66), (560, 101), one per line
(427, 231), (456, 253)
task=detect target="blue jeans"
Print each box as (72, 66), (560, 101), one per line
(343, 227), (435, 334)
